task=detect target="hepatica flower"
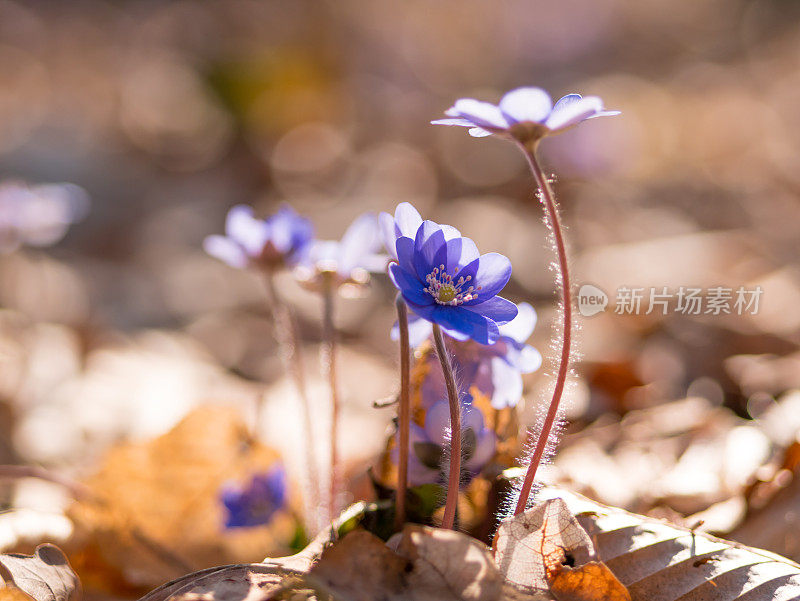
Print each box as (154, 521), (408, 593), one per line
(204, 204), (313, 270)
(387, 217), (517, 345)
(432, 87), (619, 145)
(220, 465), (287, 529)
(296, 212), (386, 291)
(417, 302), (542, 409)
(402, 396), (496, 487)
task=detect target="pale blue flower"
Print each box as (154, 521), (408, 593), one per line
(296, 212), (387, 289)
(396, 395), (496, 487)
(432, 87), (619, 143)
(204, 204), (314, 270)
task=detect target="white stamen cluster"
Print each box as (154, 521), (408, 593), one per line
(424, 264), (480, 305)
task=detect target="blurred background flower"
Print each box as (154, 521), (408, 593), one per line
(221, 464), (288, 529)
(0, 181), (88, 254)
(204, 204), (314, 270)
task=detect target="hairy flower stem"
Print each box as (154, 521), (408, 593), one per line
(263, 274), (321, 524)
(514, 143), (572, 515)
(394, 296), (411, 531)
(321, 275), (340, 521)
(432, 324), (461, 530)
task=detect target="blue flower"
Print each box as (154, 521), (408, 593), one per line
(397, 396), (496, 487)
(204, 204), (314, 270)
(296, 212), (387, 290)
(411, 302), (541, 410)
(220, 465), (288, 529)
(388, 219), (517, 345)
(432, 87), (619, 144)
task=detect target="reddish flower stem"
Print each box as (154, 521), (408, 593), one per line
(263, 273), (321, 527)
(432, 323), (461, 530)
(394, 296), (411, 531)
(321, 275), (340, 521)
(514, 143), (572, 515)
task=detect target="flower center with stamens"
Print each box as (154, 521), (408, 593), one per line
(424, 264), (480, 306)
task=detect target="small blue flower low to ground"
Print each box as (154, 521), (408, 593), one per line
(415, 302), (542, 410)
(383, 208), (517, 345)
(220, 465), (288, 529)
(432, 86), (619, 144)
(204, 204), (314, 270)
(396, 395), (496, 487)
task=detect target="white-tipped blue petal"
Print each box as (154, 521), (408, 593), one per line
(204, 235), (248, 269)
(462, 402), (486, 434)
(226, 205), (270, 256)
(390, 313), (433, 347)
(552, 93), (583, 112)
(545, 96), (608, 132)
(515, 345), (543, 373)
(424, 400), (452, 446)
(394, 202), (423, 238)
(378, 212), (398, 259)
(465, 428), (496, 472)
(431, 118), (474, 127)
(489, 357), (523, 409)
(360, 252), (390, 272)
(308, 240), (339, 268)
(468, 127), (493, 137)
(498, 87), (552, 124)
(338, 213), (383, 275)
(449, 98), (509, 130)
(498, 301), (537, 342)
(439, 224), (463, 241)
(587, 110), (622, 119)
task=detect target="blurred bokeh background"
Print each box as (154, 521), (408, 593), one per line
(4, 0), (800, 590)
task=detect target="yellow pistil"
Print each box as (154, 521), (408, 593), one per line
(437, 284), (457, 303)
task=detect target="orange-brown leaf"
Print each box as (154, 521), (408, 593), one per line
(548, 561), (630, 601)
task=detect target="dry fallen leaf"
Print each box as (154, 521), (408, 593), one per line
(140, 523), (523, 601)
(307, 530), (407, 600)
(494, 498), (629, 600)
(308, 525), (509, 601)
(141, 503), (376, 601)
(139, 563), (298, 601)
(68, 406), (294, 590)
(0, 544), (80, 601)
(547, 562), (630, 601)
(540, 487), (800, 600)
(397, 524), (505, 601)
(494, 498), (595, 592)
